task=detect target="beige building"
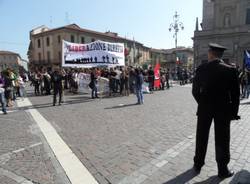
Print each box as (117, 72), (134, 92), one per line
(148, 47), (194, 70)
(194, 0), (250, 67)
(0, 51), (23, 72)
(28, 24), (151, 70)
(164, 47), (194, 70)
(150, 48), (167, 66)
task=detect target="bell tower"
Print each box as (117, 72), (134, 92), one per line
(202, 0), (215, 30)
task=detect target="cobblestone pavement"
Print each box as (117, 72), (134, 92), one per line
(2, 85), (250, 184)
(25, 85), (250, 184)
(0, 100), (70, 183)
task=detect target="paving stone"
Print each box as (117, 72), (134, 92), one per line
(4, 85), (249, 184)
(0, 100), (70, 184)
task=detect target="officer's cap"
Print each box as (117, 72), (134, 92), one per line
(208, 43), (227, 52)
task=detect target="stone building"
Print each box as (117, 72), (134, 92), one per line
(28, 24), (150, 70)
(149, 48), (167, 66)
(0, 51), (26, 72)
(194, 0), (250, 67)
(164, 47), (194, 70)
(146, 47), (193, 71)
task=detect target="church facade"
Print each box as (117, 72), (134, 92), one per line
(193, 0), (250, 67)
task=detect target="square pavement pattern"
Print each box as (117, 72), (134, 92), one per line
(1, 85), (250, 184)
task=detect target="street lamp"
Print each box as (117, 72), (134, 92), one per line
(169, 11), (184, 48)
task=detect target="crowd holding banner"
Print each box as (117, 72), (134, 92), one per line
(0, 40), (197, 114)
(2, 40), (250, 114)
(27, 40), (195, 105)
(61, 40), (153, 97)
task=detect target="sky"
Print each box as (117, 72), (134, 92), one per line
(0, 0), (202, 60)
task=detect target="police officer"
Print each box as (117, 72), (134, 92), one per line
(192, 43), (240, 178)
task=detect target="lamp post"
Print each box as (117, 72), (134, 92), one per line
(169, 11), (184, 79)
(169, 11), (184, 49)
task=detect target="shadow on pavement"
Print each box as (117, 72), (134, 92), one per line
(66, 96), (90, 100)
(166, 170), (250, 184)
(193, 176), (223, 184)
(240, 101), (250, 105)
(240, 98), (250, 105)
(229, 170), (250, 184)
(16, 97), (94, 111)
(163, 168), (200, 184)
(104, 103), (139, 109)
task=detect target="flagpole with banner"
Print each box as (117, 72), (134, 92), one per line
(154, 60), (161, 89)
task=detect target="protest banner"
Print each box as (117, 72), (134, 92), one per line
(78, 73), (91, 93)
(62, 40), (125, 68)
(142, 82), (150, 94)
(77, 73), (109, 95)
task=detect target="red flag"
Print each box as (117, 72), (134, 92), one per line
(176, 57), (180, 65)
(154, 62), (161, 88)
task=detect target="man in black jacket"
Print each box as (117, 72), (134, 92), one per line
(148, 67), (154, 92)
(90, 68), (99, 99)
(192, 43), (240, 178)
(51, 69), (64, 106)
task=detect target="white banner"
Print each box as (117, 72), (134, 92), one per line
(78, 73), (109, 95)
(62, 40), (125, 68)
(78, 73), (91, 93)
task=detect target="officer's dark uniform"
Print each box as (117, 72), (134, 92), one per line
(192, 43), (240, 177)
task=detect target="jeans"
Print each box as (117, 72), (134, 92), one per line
(91, 84), (98, 98)
(53, 87), (62, 105)
(34, 82), (40, 95)
(0, 92), (7, 113)
(135, 87), (144, 104)
(244, 84), (250, 98)
(19, 86), (26, 97)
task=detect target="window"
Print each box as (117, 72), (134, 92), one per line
(46, 37), (50, 46)
(71, 35), (75, 42)
(224, 14), (231, 27)
(58, 35), (61, 44)
(246, 9), (250, 24)
(91, 38), (95, 42)
(38, 39), (41, 48)
(38, 53), (41, 61)
(47, 51), (50, 63)
(81, 37), (85, 44)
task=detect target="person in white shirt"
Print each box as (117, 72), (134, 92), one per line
(115, 67), (121, 93)
(17, 76), (25, 99)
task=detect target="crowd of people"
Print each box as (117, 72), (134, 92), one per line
(0, 65), (198, 114)
(0, 63), (250, 115)
(28, 65), (250, 101)
(28, 66), (176, 105)
(0, 68), (28, 114)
